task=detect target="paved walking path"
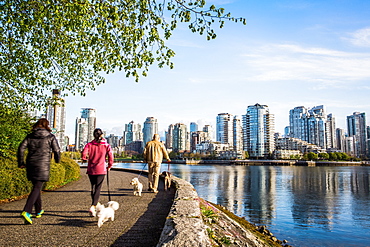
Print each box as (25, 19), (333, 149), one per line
(0, 168), (175, 247)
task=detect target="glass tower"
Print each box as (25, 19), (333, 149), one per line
(75, 108), (96, 150)
(243, 103), (275, 158)
(347, 112), (367, 158)
(143, 117), (158, 146)
(216, 113), (233, 147)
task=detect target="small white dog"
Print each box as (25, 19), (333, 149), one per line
(130, 177), (143, 196)
(96, 201), (119, 227)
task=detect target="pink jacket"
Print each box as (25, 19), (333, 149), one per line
(82, 139), (114, 175)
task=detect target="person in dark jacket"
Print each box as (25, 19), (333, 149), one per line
(17, 118), (61, 224)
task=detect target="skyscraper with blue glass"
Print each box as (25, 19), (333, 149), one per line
(143, 117), (158, 146)
(243, 103), (275, 158)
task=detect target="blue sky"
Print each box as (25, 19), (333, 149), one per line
(65, 0), (370, 140)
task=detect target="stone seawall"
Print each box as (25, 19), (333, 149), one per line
(119, 168), (280, 247)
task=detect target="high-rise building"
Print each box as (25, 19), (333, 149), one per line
(289, 105), (336, 149)
(203, 125), (214, 141)
(190, 122), (198, 133)
(289, 106), (309, 141)
(243, 103), (275, 158)
(75, 108), (96, 150)
(336, 128), (346, 152)
(172, 123), (188, 152)
(216, 113), (233, 147)
(307, 105), (327, 149)
(326, 113), (336, 149)
(46, 89), (66, 151)
(106, 134), (121, 148)
(165, 124), (174, 149)
(347, 112), (367, 158)
(190, 131), (209, 152)
(143, 117), (158, 146)
(123, 121), (142, 145)
(233, 115), (243, 153)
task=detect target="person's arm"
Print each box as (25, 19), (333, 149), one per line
(161, 144), (171, 162)
(51, 135), (61, 163)
(17, 138), (28, 168)
(143, 145), (147, 162)
(106, 144), (114, 170)
(81, 143), (90, 162)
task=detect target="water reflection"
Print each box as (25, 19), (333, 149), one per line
(114, 163), (370, 246)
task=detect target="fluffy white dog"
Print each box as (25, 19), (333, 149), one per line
(96, 201), (119, 228)
(130, 177), (143, 196)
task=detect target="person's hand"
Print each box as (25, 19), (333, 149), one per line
(19, 165), (26, 169)
(167, 159), (171, 163)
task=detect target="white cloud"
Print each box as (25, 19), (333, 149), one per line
(240, 43), (370, 88)
(347, 28), (370, 47)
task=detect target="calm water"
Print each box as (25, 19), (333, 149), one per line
(114, 163), (370, 247)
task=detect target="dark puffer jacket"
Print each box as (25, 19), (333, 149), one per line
(17, 128), (61, 182)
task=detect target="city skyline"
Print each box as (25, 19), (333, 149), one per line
(63, 0), (370, 139)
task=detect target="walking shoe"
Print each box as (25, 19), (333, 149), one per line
(89, 205), (96, 217)
(35, 210), (44, 218)
(21, 211), (33, 224)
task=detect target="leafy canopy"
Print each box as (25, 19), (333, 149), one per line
(0, 0), (246, 109)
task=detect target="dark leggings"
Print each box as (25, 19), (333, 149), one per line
(88, 175), (105, 206)
(23, 180), (44, 214)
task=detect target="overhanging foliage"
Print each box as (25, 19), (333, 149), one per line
(0, 0), (246, 109)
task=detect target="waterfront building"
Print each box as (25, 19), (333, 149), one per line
(274, 149), (302, 159)
(216, 113), (233, 148)
(343, 136), (356, 157)
(195, 140), (230, 155)
(335, 128), (346, 152)
(190, 122), (198, 133)
(75, 108), (96, 151)
(275, 137), (325, 155)
(289, 106), (309, 141)
(46, 89), (66, 151)
(243, 103), (275, 158)
(142, 117), (158, 147)
(347, 112), (367, 158)
(233, 115), (243, 154)
(172, 123), (188, 152)
(326, 113), (336, 149)
(190, 131), (209, 152)
(203, 124), (214, 141)
(165, 124), (174, 150)
(307, 105), (327, 149)
(123, 121), (142, 145)
(106, 134), (121, 148)
(289, 105), (337, 150)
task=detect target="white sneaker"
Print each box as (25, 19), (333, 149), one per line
(89, 205), (96, 217)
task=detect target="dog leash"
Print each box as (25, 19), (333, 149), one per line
(137, 162), (147, 179)
(106, 169), (112, 201)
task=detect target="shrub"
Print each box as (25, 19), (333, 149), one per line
(0, 155), (80, 201)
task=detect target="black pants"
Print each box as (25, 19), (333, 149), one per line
(23, 180), (44, 214)
(88, 175), (105, 206)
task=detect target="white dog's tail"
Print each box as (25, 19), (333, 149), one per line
(107, 201), (119, 211)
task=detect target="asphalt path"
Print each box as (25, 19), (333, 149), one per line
(0, 168), (175, 247)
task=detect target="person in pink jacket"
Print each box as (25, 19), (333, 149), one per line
(82, 128), (114, 217)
